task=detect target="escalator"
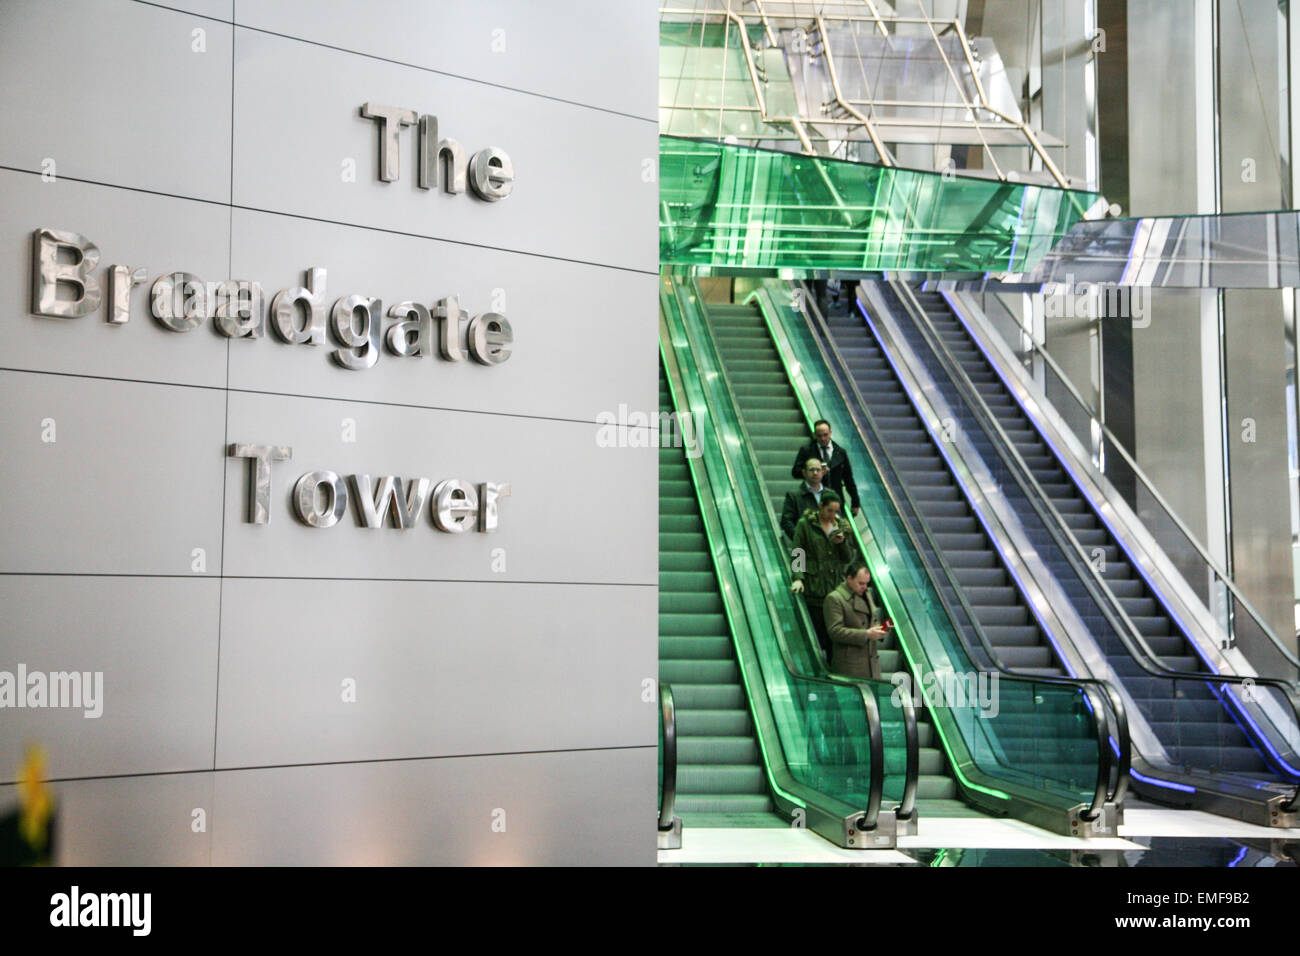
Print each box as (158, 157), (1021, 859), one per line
(913, 289), (1270, 776)
(687, 277), (1125, 835)
(841, 275), (1300, 825)
(658, 370), (780, 826)
(705, 301), (963, 815)
(658, 282), (921, 849)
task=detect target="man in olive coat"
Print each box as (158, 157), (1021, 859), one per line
(824, 561), (888, 679)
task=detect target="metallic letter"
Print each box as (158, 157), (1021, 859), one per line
(228, 443), (292, 524)
(468, 147), (514, 201)
(214, 280), (265, 338)
(433, 296), (465, 362)
(420, 126), (465, 194)
(385, 302), (432, 356)
(477, 482), (512, 532)
(329, 294), (383, 370)
(151, 272), (208, 332)
(31, 228), (101, 318)
(293, 470), (348, 528)
(106, 265), (146, 325)
(359, 102), (417, 182)
(349, 475), (431, 529)
(271, 267), (327, 345)
(431, 479), (478, 533)
(466, 312), (513, 365)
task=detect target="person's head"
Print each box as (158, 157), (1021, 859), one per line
(844, 561), (872, 596)
(802, 457), (827, 484)
(818, 490), (842, 522)
(813, 420), (832, 447)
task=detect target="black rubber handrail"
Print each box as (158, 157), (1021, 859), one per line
(659, 682), (678, 832)
(887, 275), (1300, 809)
(796, 280), (1128, 814)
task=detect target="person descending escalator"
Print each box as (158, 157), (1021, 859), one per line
(780, 457), (830, 540)
(789, 420), (861, 519)
(824, 561), (889, 680)
(789, 491), (858, 662)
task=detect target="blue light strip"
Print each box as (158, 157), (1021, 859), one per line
(1128, 767), (1197, 795)
(1227, 845), (1248, 867)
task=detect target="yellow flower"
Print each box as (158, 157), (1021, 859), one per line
(17, 745), (55, 851)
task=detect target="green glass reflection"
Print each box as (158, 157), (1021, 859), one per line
(659, 136), (1100, 273)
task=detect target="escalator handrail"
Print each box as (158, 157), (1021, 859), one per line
(887, 275), (1300, 802)
(959, 287), (1300, 672)
(787, 280), (1127, 813)
(659, 682), (678, 832)
(663, 274), (894, 830)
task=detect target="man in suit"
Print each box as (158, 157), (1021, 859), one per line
(824, 561), (887, 679)
(790, 420), (861, 517)
(780, 457), (829, 539)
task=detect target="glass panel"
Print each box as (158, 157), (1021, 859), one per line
(1019, 211), (1300, 288)
(659, 136), (1099, 273)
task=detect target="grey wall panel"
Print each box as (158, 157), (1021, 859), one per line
(214, 579), (658, 767)
(0, 771), (214, 865)
(236, 0), (659, 120)
(0, 576), (220, 781)
(0, 372), (226, 575)
(1224, 289), (1294, 641)
(231, 27), (659, 272)
(0, 171), (231, 388)
(210, 748), (656, 865)
(1126, 0), (1200, 217)
(220, 389), (658, 584)
(227, 207), (659, 422)
(0, 0), (232, 202)
(1132, 293), (1211, 601)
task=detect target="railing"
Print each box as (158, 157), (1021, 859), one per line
(658, 682), (679, 834)
(659, 1), (1077, 190)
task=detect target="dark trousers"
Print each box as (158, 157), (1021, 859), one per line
(805, 596), (831, 662)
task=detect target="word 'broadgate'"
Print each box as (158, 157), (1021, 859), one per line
(229, 443), (511, 531)
(30, 228), (513, 371)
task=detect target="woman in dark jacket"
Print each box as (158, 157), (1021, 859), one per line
(789, 491), (857, 660)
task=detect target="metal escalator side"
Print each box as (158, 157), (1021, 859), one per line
(661, 275), (918, 849)
(875, 275), (1300, 826)
(740, 278), (1124, 837)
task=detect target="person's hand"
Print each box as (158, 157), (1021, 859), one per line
(790, 580), (804, 595)
(830, 530), (845, 544)
(867, 626), (888, 639)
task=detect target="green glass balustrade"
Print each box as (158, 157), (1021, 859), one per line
(659, 136), (1100, 274)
